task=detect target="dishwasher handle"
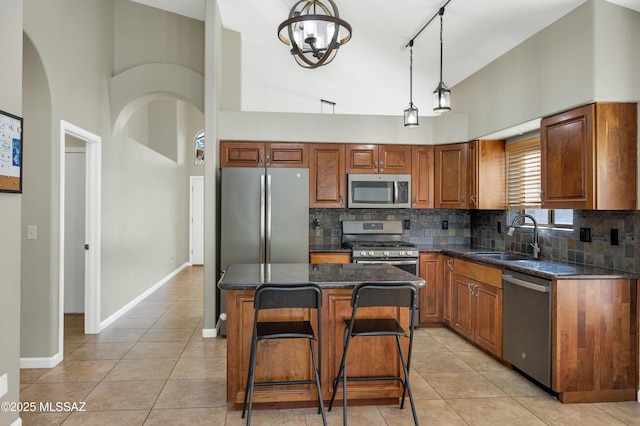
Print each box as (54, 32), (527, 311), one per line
(503, 274), (550, 293)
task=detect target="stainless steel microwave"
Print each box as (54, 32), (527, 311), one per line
(348, 174), (411, 208)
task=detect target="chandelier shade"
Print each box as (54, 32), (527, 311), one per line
(277, 0), (352, 69)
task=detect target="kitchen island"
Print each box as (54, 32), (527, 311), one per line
(218, 263), (425, 409)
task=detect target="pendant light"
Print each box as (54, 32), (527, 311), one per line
(404, 40), (419, 127)
(433, 7), (451, 113)
(277, 0), (352, 69)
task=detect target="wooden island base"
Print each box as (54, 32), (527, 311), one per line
(225, 288), (412, 408)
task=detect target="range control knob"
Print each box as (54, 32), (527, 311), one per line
(383, 251), (390, 257)
(399, 251), (405, 256)
(360, 251), (367, 256)
(406, 250), (414, 256)
(368, 251), (375, 256)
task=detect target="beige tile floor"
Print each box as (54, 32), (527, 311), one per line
(19, 266), (640, 425)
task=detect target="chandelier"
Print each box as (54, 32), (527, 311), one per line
(277, 0), (352, 69)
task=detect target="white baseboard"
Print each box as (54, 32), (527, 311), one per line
(20, 263), (190, 370)
(11, 417), (22, 426)
(20, 352), (63, 369)
(100, 262), (190, 330)
(637, 389), (640, 402)
(202, 328), (218, 338)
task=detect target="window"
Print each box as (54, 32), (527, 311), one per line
(194, 130), (204, 164)
(506, 137), (573, 228)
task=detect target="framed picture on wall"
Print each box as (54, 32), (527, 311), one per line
(0, 109), (23, 193)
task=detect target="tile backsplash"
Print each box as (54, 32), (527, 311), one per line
(309, 209), (471, 247)
(471, 210), (640, 274)
(310, 208), (640, 274)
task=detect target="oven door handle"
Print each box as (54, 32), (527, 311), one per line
(354, 260), (417, 266)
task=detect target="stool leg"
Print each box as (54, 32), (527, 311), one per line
(245, 339), (259, 426)
(241, 337), (256, 419)
(396, 336), (418, 425)
(309, 338), (327, 426)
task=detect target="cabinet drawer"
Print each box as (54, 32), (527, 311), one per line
(475, 264), (502, 288)
(454, 259), (474, 279)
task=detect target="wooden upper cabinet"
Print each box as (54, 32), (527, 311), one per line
(346, 144), (411, 174)
(434, 143), (469, 209)
(220, 141), (308, 168)
(540, 103), (637, 210)
(220, 141), (264, 167)
(379, 145), (412, 174)
(411, 145), (434, 208)
(309, 143), (346, 208)
(469, 140), (505, 210)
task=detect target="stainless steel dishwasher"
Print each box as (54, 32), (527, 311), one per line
(502, 270), (552, 388)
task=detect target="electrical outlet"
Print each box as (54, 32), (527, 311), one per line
(442, 220), (448, 230)
(403, 219), (411, 230)
(611, 229), (619, 245)
(497, 221), (502, 234)
(27, 224), (37, 240)
(579, 227), (592, 242)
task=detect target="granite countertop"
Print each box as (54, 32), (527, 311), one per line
(218, 263), (426, 290)
(420, 245), (636, 280)
(308, 243), (636, 281)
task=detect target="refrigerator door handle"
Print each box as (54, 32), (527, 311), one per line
(260, 174), (266, 263)
(265, 173), (272, 263)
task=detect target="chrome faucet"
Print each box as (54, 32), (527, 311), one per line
(507, 213), (540, 259)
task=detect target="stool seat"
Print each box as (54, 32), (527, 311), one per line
(257, 321), (315, 339)
(346, 318), (407, 336)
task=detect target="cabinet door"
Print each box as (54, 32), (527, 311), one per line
(346, 144), (378, 173)
(268, 143), (308, 167)
(309, 252), (350, 264)
(441, 257), (454, 326)
(540, 104), (594, 209)
(453, 274), (474, 341)
(435, 143), (468, 208)
(309, 144), (346, 208)
(379, 145), (411, 174)
(220, 141), (265, 167)
(411, 146), (434, 208)
(473, 140), (506, 210)
(418, 254), (441, 323)
(474, 282), (502, 357)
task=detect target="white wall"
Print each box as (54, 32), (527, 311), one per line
(0, 1), (22, 424)
(21, 0), (205, 361)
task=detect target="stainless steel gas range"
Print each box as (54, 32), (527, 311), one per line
(342, 220), (418, 275)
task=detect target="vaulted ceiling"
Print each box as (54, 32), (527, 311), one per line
(132, 0), (640, 117)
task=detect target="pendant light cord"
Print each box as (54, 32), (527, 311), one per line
(409, 40), (414, 104)
(439, 7), (444, 84)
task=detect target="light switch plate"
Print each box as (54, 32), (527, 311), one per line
(27, 224), (37, 240)
(0, 373), (7, 398)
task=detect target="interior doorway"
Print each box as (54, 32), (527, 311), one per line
(64, 147), (86, 313)
(58, 120), (102, 360)
(190, 176), (204, 265)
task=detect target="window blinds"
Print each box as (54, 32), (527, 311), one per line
(506, 138), (541, 209)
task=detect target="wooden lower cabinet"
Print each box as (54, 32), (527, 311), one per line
(309, 252), (350, 264)
(552, 278), (638, 403)
(225, 288), (409, 408)
(452, 259), (503, 357)
(418, 253), (441, 323)
(441, 256), (455, 326)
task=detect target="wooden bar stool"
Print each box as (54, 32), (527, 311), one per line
(242, 283), (326, 426)
(328, 282), (419, 425)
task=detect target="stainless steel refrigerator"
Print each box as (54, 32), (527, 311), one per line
(218, 167), (309, 334)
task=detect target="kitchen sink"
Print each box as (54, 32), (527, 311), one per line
(474, 253), (531, 261)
